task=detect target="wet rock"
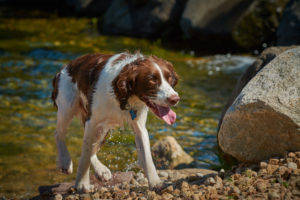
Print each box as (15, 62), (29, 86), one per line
(152, 136), (194, 169)
(218, 47), (300, 162)
(277, 0), (300, 46)
(101, 0), (185, 38)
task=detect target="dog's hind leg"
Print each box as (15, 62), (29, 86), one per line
(54, 69), (77, 174)
(55, 106), (75, 174)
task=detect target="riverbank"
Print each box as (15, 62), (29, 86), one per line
(32, 152), (300, 199)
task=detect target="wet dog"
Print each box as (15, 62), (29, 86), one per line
(51, 52), (179, 191)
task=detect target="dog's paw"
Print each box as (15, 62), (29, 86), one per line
(57, 156), (73, 174)
(149, 178), (163, 191)
(76, 183), (95, 193)
(94, 165), (112, 181)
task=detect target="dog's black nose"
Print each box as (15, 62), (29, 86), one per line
(167, 94), (180, 106)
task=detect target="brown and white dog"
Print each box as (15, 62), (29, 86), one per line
(51, 52), (180, 191)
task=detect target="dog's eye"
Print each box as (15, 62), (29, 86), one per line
(147, 75), (159, 87)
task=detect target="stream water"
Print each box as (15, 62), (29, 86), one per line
(0, 17), (255, 198)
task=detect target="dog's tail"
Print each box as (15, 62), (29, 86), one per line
(51, 72), (60, 109)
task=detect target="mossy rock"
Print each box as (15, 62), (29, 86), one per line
(233, 0), (288, 50)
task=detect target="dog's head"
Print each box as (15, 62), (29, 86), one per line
(113, 55), (179, 125)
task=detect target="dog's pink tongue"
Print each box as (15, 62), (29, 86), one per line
(157, 106), (176, 125)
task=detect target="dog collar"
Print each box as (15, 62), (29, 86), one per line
(129, 109), (137, 120)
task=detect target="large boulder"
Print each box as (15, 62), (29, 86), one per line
(180, 0), (288, 50)
(101, 0), (185, 38)
(277, 0), (300, 46)
(180, 0), (252, 39)
(218, 47), (300, 162)
(218, 46), (296, 131)
(151, 136), (194, 169)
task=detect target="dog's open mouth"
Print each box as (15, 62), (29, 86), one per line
(141, 98), (176, 125)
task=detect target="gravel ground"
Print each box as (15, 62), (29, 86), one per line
(35, 152), (300, 200)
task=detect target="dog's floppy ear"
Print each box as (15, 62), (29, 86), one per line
(112, 62), (138, 110)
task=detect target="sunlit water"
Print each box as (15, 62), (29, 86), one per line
(0, 18), (255, 198)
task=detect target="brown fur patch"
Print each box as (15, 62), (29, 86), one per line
(66, 53), (113, 120)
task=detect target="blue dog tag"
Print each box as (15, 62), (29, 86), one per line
(129, 109), (137, 120)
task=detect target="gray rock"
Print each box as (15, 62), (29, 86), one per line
(218, 47), (300, 162)
(218, 46), (296, 131)
(158, 171), (169, 178)
(101, 0), (185, 38)
(277, 0), (300, 46)
(287, 162), (298, 169)
(180, 0), (288, 49)
(180, 0), (252, 38)
(151, 136), (194, 169)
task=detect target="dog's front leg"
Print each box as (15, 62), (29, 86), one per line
(75, 120), (104, 192)
(131, 112), (162, 190)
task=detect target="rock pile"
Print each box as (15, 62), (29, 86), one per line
(34, 152), (300, 199)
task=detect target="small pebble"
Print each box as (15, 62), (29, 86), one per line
(162, 185), (173, 193)
(260, 162), (268, 169)
(54, 194), (63, 200)
(287, 162), (298, 170)
(79, 193), (91, 200)
(256, 182), (267, 192)
(288, 152), (296, 158)
(162, 193), (173, 199)
(269, 159), (279, 165)
(204, 177), (216, 185)
(268, 190), (280, 199)
(158, 171), (168, 178)
(196, 172), (204, 178)
(181, 181), (189, 189)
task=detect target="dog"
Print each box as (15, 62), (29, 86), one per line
(51, 52), (180, 191)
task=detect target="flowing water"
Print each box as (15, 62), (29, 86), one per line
(0, 18), (255, 198)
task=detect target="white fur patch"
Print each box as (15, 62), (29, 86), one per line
(152, 63), (178, 106)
